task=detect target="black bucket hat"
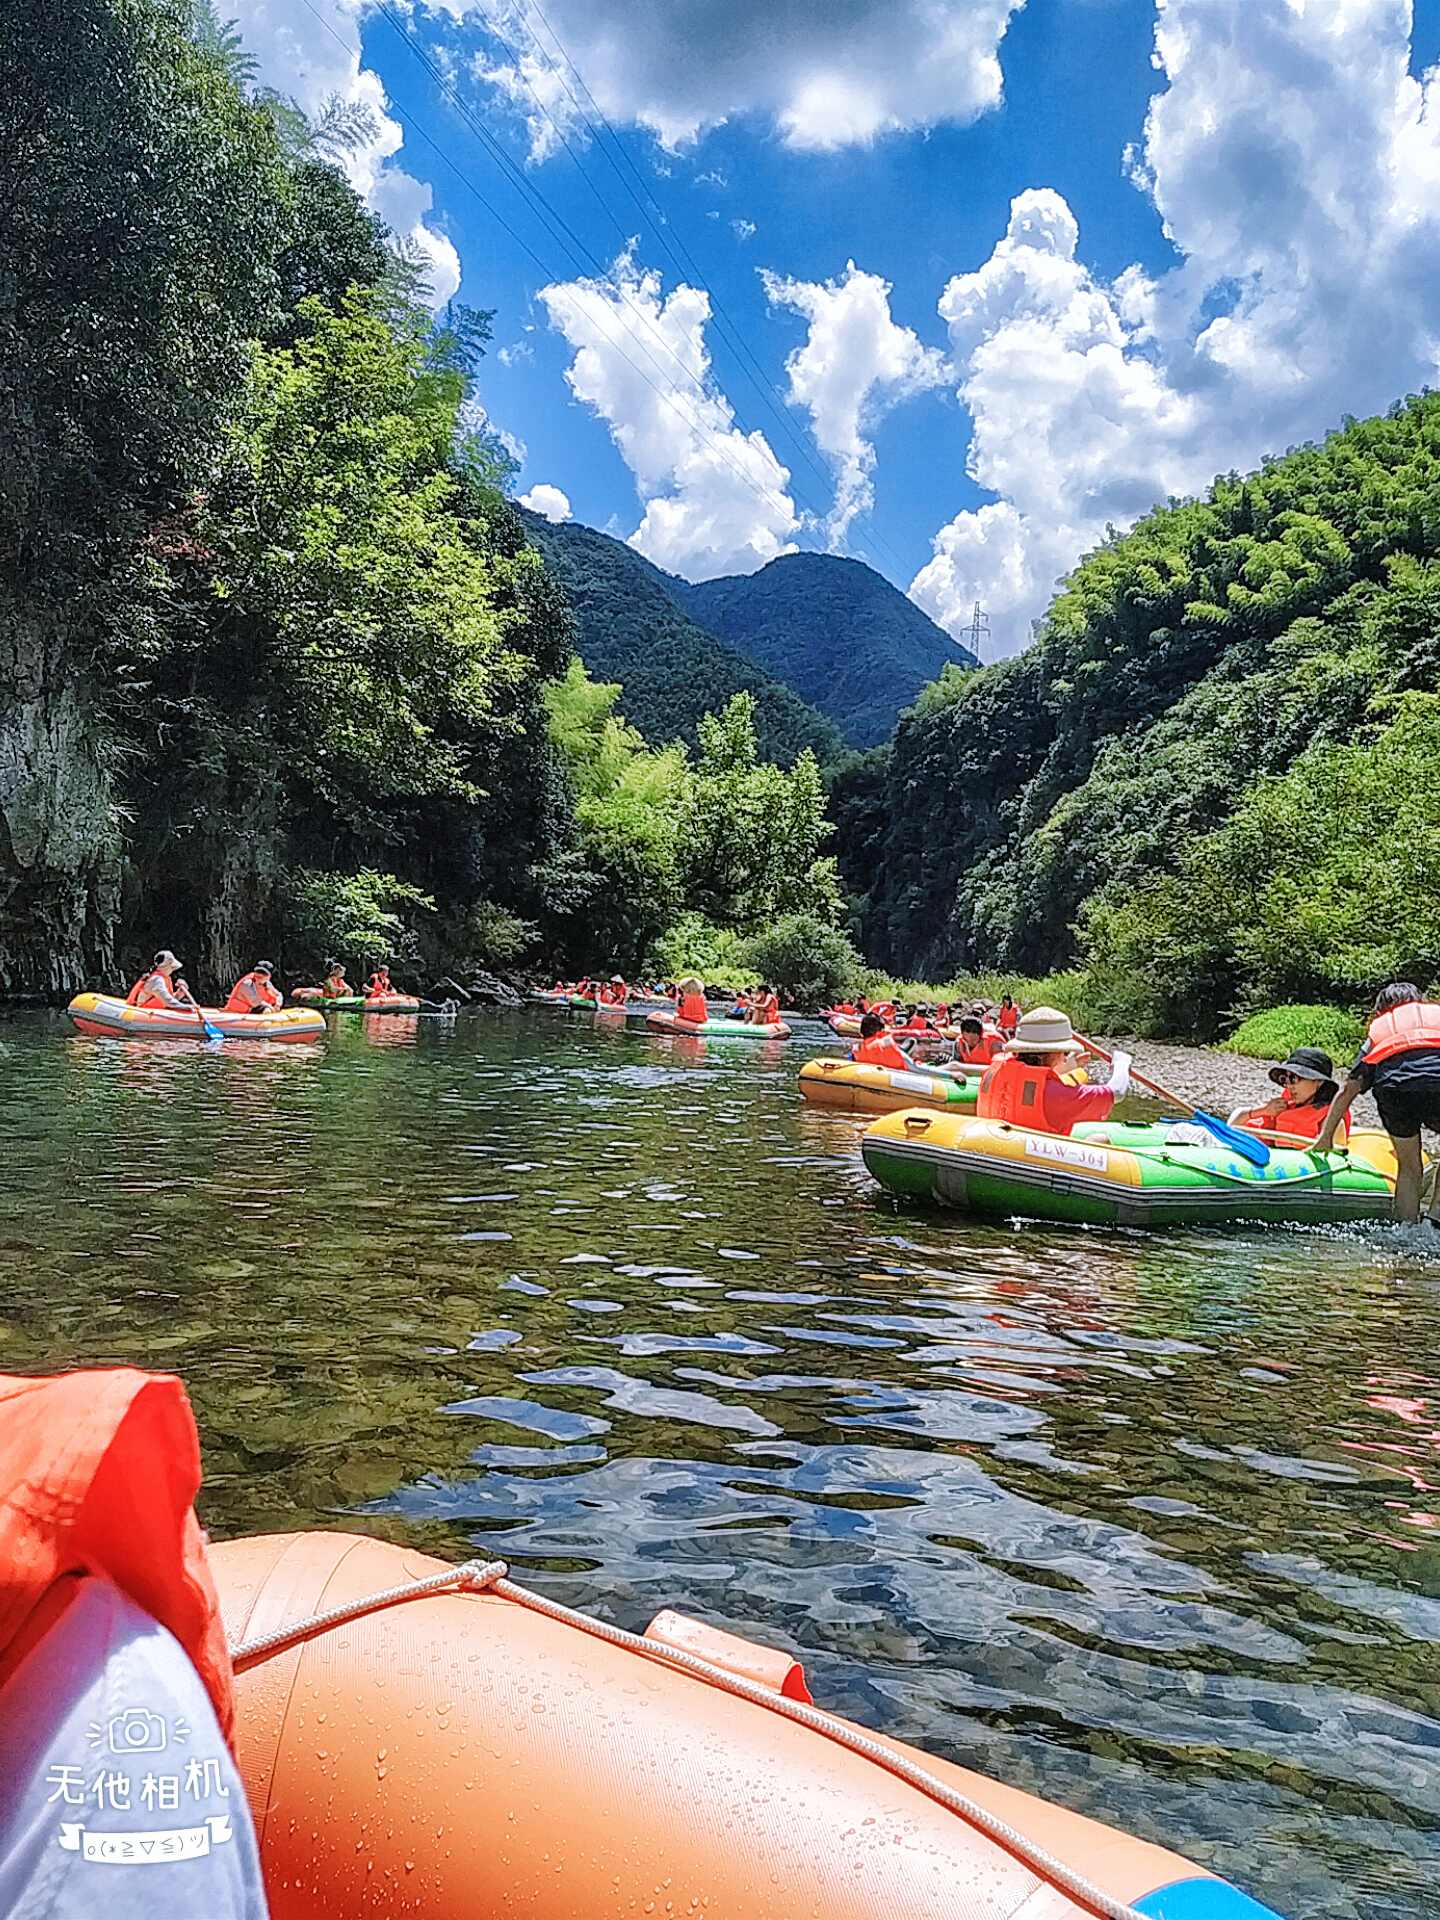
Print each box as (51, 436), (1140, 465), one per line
(1268, 1047), (1338, 1100)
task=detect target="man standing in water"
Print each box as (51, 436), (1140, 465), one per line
(1317, 982), (1440, 1223)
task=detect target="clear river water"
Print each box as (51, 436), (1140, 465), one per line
(3, 1005), (1439, 1917)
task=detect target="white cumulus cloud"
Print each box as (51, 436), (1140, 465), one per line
(539, 253), (798, 579)
(912, 0), (1440, 656)
(454, 0), (1022, 160)
(224, 0), (460, 306)
(518, 484), (572, 521)
(762, 261), (948, 549)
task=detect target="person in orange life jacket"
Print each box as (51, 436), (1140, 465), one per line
(996, 994), (1020, 1036)
(894, 1006), (933, 1034)
(222, 961), (281, 1015)
(321, 958), (350, 999)
(851, 1012), (915, 1071)
(976, 1007), (1132, 1136)
(1317, 982), (1440, 1222)
(676, 975), (709, 1024)
(954, 1016), (1004, 1066)
(124, 950), (194, 1011)
(1237, 1049), (1347, 1147)
(364, 964), (392, 999)
(750, 986), (780, 1026)
(600, 975), (628, 1005)
(0, 1369), (270, 1919)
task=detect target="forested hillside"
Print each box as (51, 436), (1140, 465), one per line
(833, 398), (1440, 1032)
(518, 512), (845, 764)
(674, 551), (977, 749)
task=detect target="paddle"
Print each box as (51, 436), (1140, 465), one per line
(184, 991), (222, 1043)
(1077, 1035), (1270, 1167)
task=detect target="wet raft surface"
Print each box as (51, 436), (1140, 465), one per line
(0, 1007), (1436, 1918)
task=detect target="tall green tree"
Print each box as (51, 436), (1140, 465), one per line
(0, 0), (288, 992)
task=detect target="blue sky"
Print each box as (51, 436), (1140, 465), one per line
(231, 0), (1440, 653)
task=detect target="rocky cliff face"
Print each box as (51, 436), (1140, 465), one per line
(0, 598), (119, 998)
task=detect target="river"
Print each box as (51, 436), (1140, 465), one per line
(2, 1005), (1437, 1917)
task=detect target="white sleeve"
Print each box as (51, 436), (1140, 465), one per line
(1106, 1051), (1132, 1099)
(0, 1577), (269, 1920)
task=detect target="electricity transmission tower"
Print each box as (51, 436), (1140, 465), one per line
(964, 603), (989, 658)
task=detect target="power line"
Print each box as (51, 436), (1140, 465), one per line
(482, 0), (916, 578)
(364, 0), (814, 526)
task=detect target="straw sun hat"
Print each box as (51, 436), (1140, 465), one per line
(1003, 1006), (1084, 1055)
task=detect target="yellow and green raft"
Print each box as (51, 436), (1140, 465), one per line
(861, 1111), (1400, 1228)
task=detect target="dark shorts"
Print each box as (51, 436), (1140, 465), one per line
(1374, 1073), (1440, 1139)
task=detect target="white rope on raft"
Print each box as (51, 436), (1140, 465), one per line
(229, 1556), (1153, 1920)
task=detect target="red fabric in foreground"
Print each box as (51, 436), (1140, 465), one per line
(0, 1369), (233, 1742)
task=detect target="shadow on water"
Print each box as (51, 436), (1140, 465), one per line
(2, 1005), (1439, 1916)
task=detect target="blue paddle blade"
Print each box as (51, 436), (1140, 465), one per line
(1192, 1109), (1270, 1166)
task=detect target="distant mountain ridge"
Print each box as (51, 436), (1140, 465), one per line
(670, 551), (978, 749)
(516, 509), (847, 765)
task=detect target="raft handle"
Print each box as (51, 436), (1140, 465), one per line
(229, 1554), (1152, 1920)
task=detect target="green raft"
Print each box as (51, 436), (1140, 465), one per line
(292, 990), (367, 1011)
(861, 1112), (1397, 1229)
(646, 1009), (792, 1039)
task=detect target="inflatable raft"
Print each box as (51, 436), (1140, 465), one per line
(647, 1008), (792, 1038)
(214, 1529), (1282, 1919)
(862, 1112), (1398, 1228)
(65, 992), (324, 1043)
(800, 1056), (979, 1115)
(292, 989), (367, 1010)
(362, 990), (421, 1013)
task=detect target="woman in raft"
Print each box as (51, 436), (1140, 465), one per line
(850, 1011), (915, 1070)
(748, 984), (780, 1026)
(321, 958), (350, 998)
(124, 949), (196, 1010)
(1236, 1048), (1348, 1147)
(364, 963), (393, 999)
(599, 975), (629, 1005)
(975, 1007), (1132, 1136)
(223, 959), (282, 1014)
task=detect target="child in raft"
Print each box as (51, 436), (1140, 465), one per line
(975, 1007), (1131, 1136)
(676, 975), (709, 1024)
(851, 1012), (915, 1070)
(996, 993), (1020, 1037)
(1236, 1048), (1348, 1147)
(952, 1015), (1004, 1065)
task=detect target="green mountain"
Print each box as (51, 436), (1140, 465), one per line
(831, 393), (1440, 1031)
(517, 511), (846, 765)
(671, 551), (978, 749)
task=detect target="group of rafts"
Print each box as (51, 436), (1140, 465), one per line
(66, 954), (422, 1041)
(804, 1000), (1403, 1230)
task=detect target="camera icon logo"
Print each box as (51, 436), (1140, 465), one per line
(108, 1708), (167, 1754)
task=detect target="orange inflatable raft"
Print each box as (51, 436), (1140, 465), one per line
(214, 1529), (1281, 1919)
(66, 991), (324, 1042)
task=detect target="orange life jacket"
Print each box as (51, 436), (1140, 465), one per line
(1239, 1102), (1346, 1145)
(223, 971), (281, 1014)
(678, 991), (708, 1023)
(976, 1055), (1056, 1127)
(757, 994), (779, 1023)
(1365, 1000), (1440, 1065)
(323, 973), (349, 998)
(855, 1034), (913, 1070)
(997, 1003), (1019, 1034)
(126, 970), (169, 1007)
(0, 1369), (233, 1743)
(957, 1030), (1002, 1064)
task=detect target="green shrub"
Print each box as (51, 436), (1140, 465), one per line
(739, 914), (863, 1007)
(1222, 1003), (1366, 1063)
(278, 869), (435, 971)
(655, 914), (759, 986)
